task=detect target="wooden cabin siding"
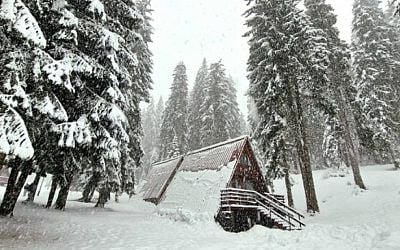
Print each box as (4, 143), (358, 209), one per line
(227, 140), (268, 194)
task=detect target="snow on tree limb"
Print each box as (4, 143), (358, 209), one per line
(0, 0), (47, 48)
(0, 0), (15, 21)
(0, 107), (34, 159)
(88, 0), (106, 21)
(52, 116), (92, 148)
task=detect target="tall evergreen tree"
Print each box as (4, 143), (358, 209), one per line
(141, 97), (158, 178)
(155, 96), (164, 135)
(0, 0), (153, 213)
(245, 0), (331, 213)
(352, 0), (400, 170)
(199, 61), (241, 147)
(305, 0), (367, 187)
(0, 0), (75, 216)
(187, 59), (208, 150)
(159, 62), (188, 159)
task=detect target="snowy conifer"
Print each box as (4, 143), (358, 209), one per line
(245, 0), (331, 213)
(141, 98), (159, 176)
(159, 62), (188, 159)
(199, 61), (241, 147)
(0, 0), (77, 215)
(187, 59), (208, 150)
(305, 0), (367, 187)
(352, 0), (400, 170)
(0, 0), (154, 210)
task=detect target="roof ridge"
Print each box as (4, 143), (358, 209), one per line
(185, 135), (249, 156)
(151, 135), (250, 167)
(151, 155), (183, 167)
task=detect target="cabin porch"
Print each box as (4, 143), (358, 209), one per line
(216, 188), (305, 232)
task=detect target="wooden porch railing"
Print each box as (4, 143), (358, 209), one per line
(219, 188), (305, 230)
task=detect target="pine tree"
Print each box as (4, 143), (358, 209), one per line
(187, 59), (208, 150)
(155, 96), (164, 138)
(0, 0), (153, 212)
(141, 97), (158, 177)
(227, 76), (242, 138)
(199, 61), (241, 147)
(239, 112), (249, 135)
(245, 0), (331, 213)
(352, 0), (400, 170)
(0, 0), (75, 216)
(385, 3), (400, 170)
(159, 62), (188, 159)
(154, 96), (164, 154)
(305, 0), (367, 187)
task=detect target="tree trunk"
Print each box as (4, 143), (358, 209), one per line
(0, 159), (31, 216)
(284, 167), (294, 208)
(0, 153), (6, 171)
(79, 175), (98, 202)
(336, 87), (366, 189)
(390, 148), (400, 170)
(339, 141), (351, 169)
(54, 173), (73, 210)
(95, 188), (108, 208)
(46, 177), (58, 208)
(287, 81), (319, 213)
(25, 171), (42, 203)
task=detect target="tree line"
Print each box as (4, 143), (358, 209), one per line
(140, 59), (247, 179)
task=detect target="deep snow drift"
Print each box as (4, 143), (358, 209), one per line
(0, 164), (399, 250)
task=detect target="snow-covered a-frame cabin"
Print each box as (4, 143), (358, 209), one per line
(141, 136), (305, 232)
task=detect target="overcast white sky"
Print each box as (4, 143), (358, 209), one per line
(149, 0), (353, 114)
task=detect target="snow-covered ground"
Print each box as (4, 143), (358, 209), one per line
(1, 165), (399, 250)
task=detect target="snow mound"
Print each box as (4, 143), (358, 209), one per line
(1, 165), (400, 250)
(158, 161), (235, 216)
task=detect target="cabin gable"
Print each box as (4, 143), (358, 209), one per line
(227, 139), (268, 194)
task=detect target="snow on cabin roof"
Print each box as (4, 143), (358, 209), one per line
(141, 136), (249, 206)
(156, 136), (250, 217)
(179, 136), (248, 172)
(141, 156), (182, 201)
(158, 160), (237, 217)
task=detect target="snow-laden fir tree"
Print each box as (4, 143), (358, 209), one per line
(227, 76), (243, 137)
(187, 59), (208, 151)
(239, 112), (249, 135)
(159, 62), (188, 159)
(0, 0), (153, 212)
(0, 0), (79, 215)
(72, 0), (153, 207)
(139, 95), (163, 182)
(141, 97), (159, 178)
(352, 0), (400, 170)
(385, 4), (400, 163)
(245, 0), (332, 213)
(305, 0), (367, 187)
(155, 96), (164, 138)
(152, 96), (163, 156)
(199, 61), (242, 147)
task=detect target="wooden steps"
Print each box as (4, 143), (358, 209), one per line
(218, 188), (305, 231)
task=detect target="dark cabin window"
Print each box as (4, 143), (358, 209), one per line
(239, 154), (250, 166)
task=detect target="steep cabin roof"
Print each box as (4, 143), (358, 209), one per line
(156, 136), (267, 216)
(141, 156), (183, 204)
(179, 136), (247, 172)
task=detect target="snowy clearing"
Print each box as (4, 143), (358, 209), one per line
(1, 164), (399, 250)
